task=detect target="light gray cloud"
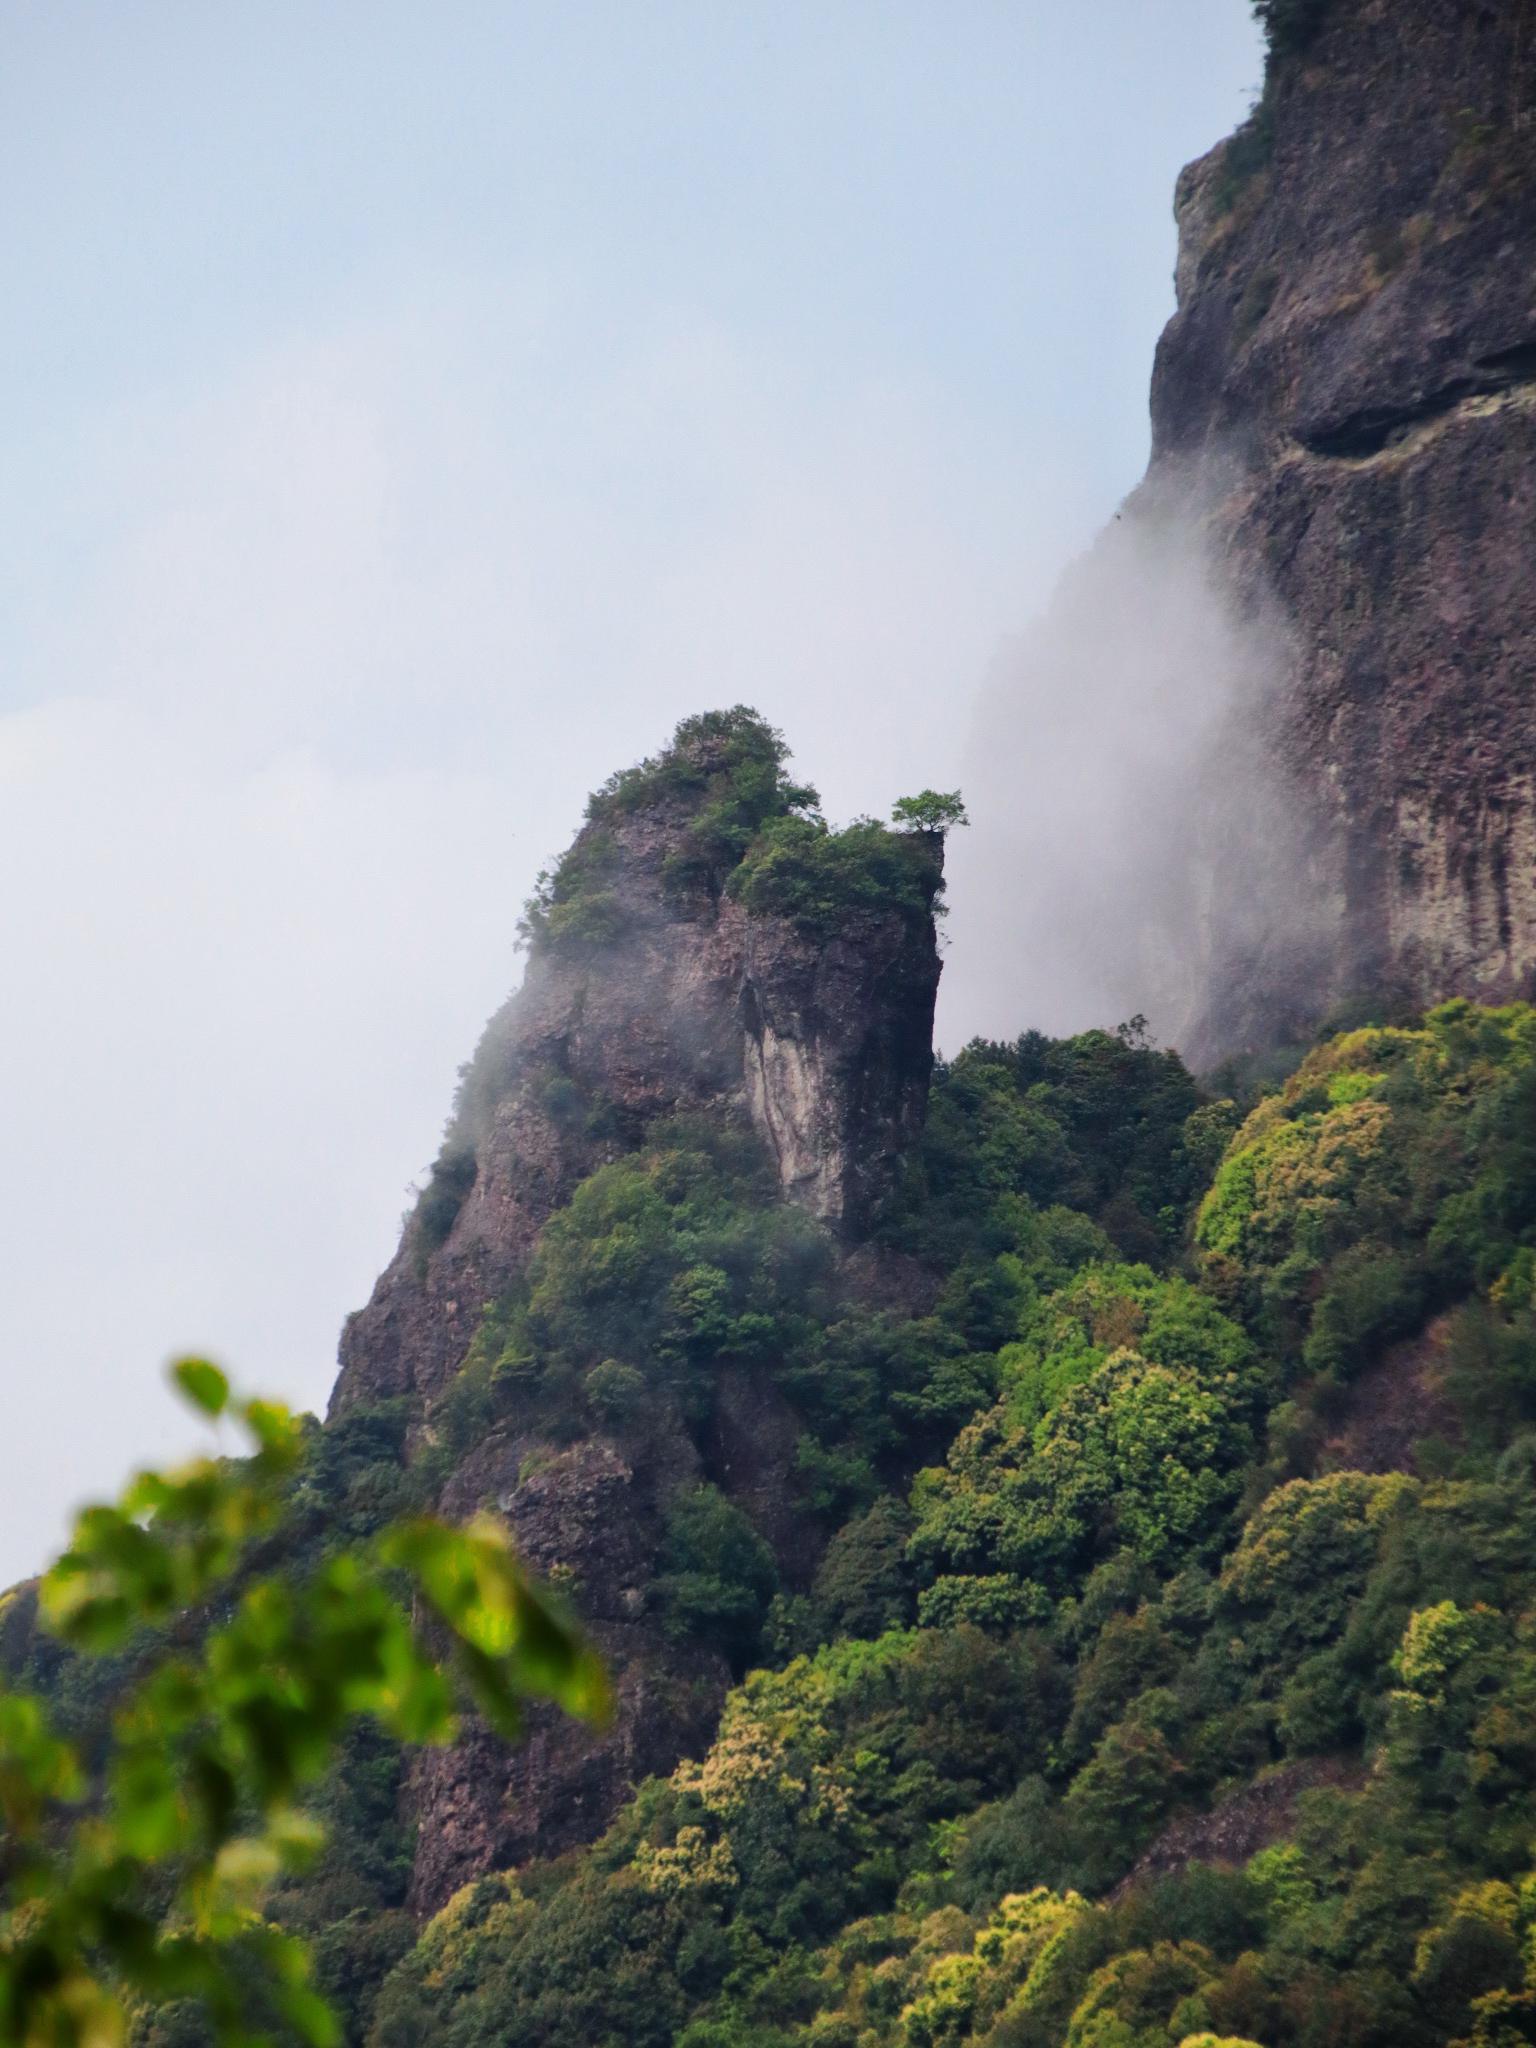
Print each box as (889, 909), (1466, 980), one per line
(940, 496), (1298, 1057)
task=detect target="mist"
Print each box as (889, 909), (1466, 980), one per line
(938, 485), (1324, 1067)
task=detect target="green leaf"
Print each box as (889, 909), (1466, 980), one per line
(2, 1367), (613, 2048)
(171, 1357), (230, 1417)
(381, 1514), (612, 1726)
(276, 1983), (342, 2048)
(241, 1397), (303, 1462)
(111, 1748), (184, 1860)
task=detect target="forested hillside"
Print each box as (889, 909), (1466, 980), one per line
(326, 997), (1535, 2048)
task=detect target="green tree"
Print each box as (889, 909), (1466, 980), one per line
(654, 1485), (780, 1671)
(890, 791), (969, 836)
(1252, 0), (1333, 60)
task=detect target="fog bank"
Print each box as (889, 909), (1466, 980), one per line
(939, 487), (1325, 1067)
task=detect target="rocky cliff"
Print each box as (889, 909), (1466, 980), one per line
(328, 709), (944, 1906)
(956, 0), (1536, 1064)
(297, 0), (1536, 1937)
(332, 721), (938, 1420)
(1166, 0), (1536, 1052)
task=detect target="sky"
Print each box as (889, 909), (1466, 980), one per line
(0, 1), (1263, 1586)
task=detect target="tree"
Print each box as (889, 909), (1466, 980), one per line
(1252, 0), (1333, 60)
(654, 1484), (779, 1671)
(0, 1359), (608, 2048)
(890, 790), (969, 835)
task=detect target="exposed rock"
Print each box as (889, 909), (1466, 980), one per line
(957, 0), (1536, 1063)
(1168, 0), (1536, 1053)
(407, 1422), (729, 1910)
(708, 1364), (817, 1583)
(324, 716), (943, 1909)
(331, 742), (940, 1417)
(1316, 1312), (1461, 1476)
(1111, 1756), (1367, 1899)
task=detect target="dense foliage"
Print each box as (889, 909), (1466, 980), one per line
(1195, 1007), (1536, 1386)
(1251, 0), (1335, 61)
(351, 1000), (1536, 2048)
(725, 816), (942, 938)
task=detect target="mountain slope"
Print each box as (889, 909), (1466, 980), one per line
(328, 708), (952, 1915)
(11, 12), (1536, 2048)
(361, 1000), (1536, 2048)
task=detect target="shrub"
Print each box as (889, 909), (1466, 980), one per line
(881, 1026), (1207, 1271)
(519, 708), (822, 954)
(912, 1332), (1255, 1604)
(1063, 1941), (1216, 2048)
(654, 1484), (781, 1670)
(1252, 0), (1334, 60)
(727, 815), (943, 937)
(1216, 1471), (1407, 1667)
(583, 1358), (648, 1426)
(415, 1144), (477, 1256)
(517, 829), (630, 953)
(589, 706), (814, 832)
(890, 790), (969, 835)
(1196, 1006), (1536, 1373)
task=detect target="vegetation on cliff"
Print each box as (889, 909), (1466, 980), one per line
(6, 975), (1535, 2048)
(1251, 0), (1334, 62)
(517, 708), (951, 953)
(5, 633), (1533, 2048)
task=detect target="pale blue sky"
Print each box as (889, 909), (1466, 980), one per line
(0, 2), (1261, 1582)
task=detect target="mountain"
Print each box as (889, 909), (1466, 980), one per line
(332, 709), (940, 1423)
(1165, 0), (1536, 1051)
(331, 708), (947, 1912)
(327, 766), (1535, 2048)
(9, 10), (1536, 2048)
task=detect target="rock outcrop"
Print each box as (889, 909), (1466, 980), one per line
(1163, 0), (1536, 1054)
(327, 712), (943, 1907)
(405, 1416), (730, 1909)
(331, 728), (939, 1418)
(956, 0), (1536, 1064)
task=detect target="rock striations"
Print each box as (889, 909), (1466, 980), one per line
(328, 710), (943, 1907)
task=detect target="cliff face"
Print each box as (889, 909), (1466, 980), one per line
(953, 0), (1536, 1065)
(328, 714), (942, 1907)
(1161, 0), (1536, 1051)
